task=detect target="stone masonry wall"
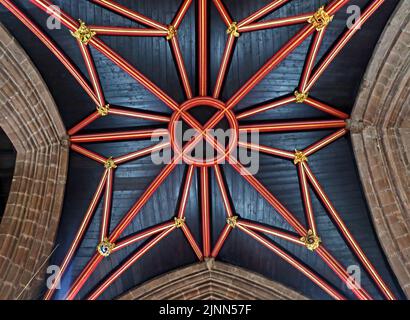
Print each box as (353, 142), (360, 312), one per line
(0, 23), (68, 299)
(350, 0), (410, 298)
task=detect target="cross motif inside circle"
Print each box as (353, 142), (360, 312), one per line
(169, 97), (238, 166)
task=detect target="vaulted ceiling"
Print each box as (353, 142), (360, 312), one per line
(0, 0), (405, 300)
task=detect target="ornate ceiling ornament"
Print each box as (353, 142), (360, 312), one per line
(166, 25), (177, 40)
(70, 20), (96, 44)
(294, 150), (308, 165)
(300, 229), (321, 251)
(104, 157), (117, 169)
(226, 215), (238, 228)
(308, 6), (334, 31)
(226, 22), (240, 37)
(97, 238), (116, 257)
(174, 217), (186, 228)
(97, 104), (110, 116)
(294, 90), (309, 103)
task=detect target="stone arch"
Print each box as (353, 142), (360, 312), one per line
(0, 23), (68, 299)
(350, 0), (410, 298)
(118, 260), (307, 300)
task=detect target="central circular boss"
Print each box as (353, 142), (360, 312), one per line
(169, 97), (238, 167)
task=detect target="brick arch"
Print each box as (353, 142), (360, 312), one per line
(118, 259), (307, 300)
(350, 0), (410, 297)
(0, 23), (68, 299)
